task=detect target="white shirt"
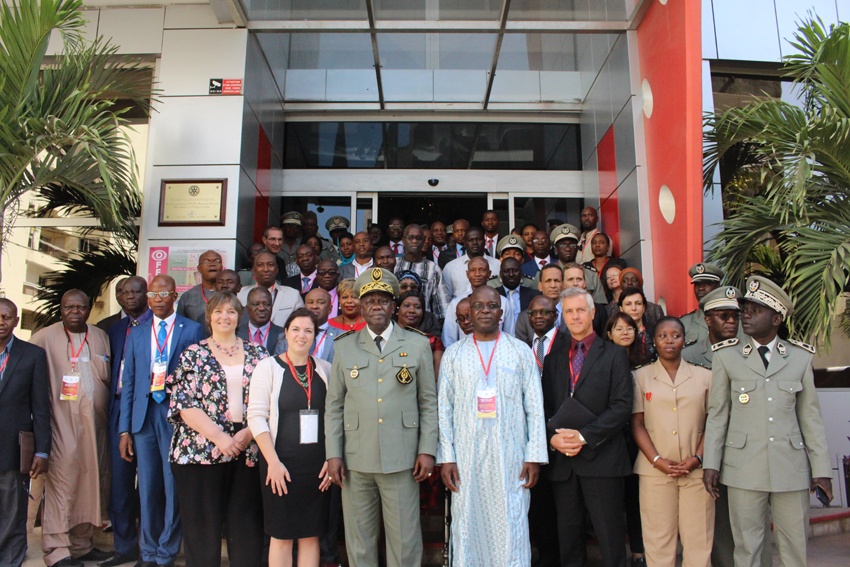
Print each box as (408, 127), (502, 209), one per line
(535, 255), (554, 269)
(389, 240), (405, 255)
(366, 322), (394, 352)
(532, 326), (558, 356)
(151, 312), (177, 366)
(752, 335), (778, 363)
(442, 253), (503, 299)
(353, 258), (374, 278)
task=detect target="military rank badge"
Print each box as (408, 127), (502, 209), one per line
(396, 367), (413, 384)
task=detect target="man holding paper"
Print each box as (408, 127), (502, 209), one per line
(541, 286), (633, 567)
(438, 285), (548, 567)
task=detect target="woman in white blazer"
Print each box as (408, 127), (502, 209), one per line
(248, 308), (332, 567)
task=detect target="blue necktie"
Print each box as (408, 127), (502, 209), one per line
(302, 276), (310, 293)
(153, 320), (168, 404)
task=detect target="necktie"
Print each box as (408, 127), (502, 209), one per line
(374, 336), (383, 353)
(253, 327), (263, 345)
(392, 243), (400, 254)
(487, 238), (494, 255)
(509, 289), (520, 325)
(153, 321), (168, 404)
(535, 336), (547, 374)
(758, 345), (770, 369)
(571, 342), (586, 388)
(302, 276), (310, 293)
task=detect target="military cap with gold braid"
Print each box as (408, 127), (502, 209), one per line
(325, 216), (350, 232)
(282, 211), (302, 226)
(550, 223), (580, 244)
(496, 234), (525, 257)
(700, 286), (742, 312)
(355, 267), (400, 299)
(742, 275), (794, 318)
(688, 262), (724, 283)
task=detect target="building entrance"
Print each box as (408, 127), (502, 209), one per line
(377, 193), (487, 229)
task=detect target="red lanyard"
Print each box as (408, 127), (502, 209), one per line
(473, 333), (500, 385)
(594, 258), (609, 275)
(154, 320), (176, 361)
(252, 323), (271, 346)
(285, 352), (313, 409)
(64, 327), (89, 372)
(201, 287), (212, 304)
(0, 351), (10, 376)
(312, 329), (327, 356)
(569, 343), (583, 387)
(533, 329), (557, 369)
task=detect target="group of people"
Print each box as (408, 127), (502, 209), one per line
(0, 206), (833, 567)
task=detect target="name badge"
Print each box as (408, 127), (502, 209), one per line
(151, 361), (167, 392)
(61, 374), (80, 401)
(300, 410), (319, 444)
(477, 387), (497, 419)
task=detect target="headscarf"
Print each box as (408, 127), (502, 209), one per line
(618, 267), (644, 289)
(397, 270), (423, 288)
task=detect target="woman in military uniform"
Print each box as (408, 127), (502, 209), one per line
(631, 316), (714, 567)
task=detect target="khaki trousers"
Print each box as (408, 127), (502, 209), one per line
(639, 474), (714, 567)
(727, 488), (808, 567)
(341, 469), (422, 567)
(42, 523), (94, 566)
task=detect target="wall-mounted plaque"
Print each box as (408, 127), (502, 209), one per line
(159, 179), (227, 226)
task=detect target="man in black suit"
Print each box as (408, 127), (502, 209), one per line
(282, 244), (320, 298)
(0, 298), (50, 567)
(236, 287), (283, 351)
(96, 277), (129, 332)
(496, 257), (540, 332)
(437, 219), (469, 269)
(541, 286), (633, 567)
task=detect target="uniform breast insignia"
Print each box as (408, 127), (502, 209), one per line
(645, 393), (652, 402)
(711, 337), (739, 352)
(335, 330), (355, 341)
(777, 342), (786, 356)
(786, 338), (816, 354)
(742, 343), (753, 356)
(684, 339), (698, 347)
(739, 393), (750, 404)
(396, 367), (413, 384)
(350, 367), (359, 379)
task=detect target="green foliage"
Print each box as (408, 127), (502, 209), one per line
(704, 15), (850, 350)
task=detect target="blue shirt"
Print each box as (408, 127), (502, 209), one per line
(0, 335), (14, 383)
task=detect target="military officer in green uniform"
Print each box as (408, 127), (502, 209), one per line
(703, 276), (832, 567)
(683, 286), (773, 567)
(325, 268), (438, 567)
(549, 224), (607, 304)
(680, 262), (723, 345)
(487, 235), (538, 290)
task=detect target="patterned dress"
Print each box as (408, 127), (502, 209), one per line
(438, 333), (548, 567)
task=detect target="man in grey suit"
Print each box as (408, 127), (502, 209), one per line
(703, 276), (832, 567)
(683, 286), (772, 567)
(236, 287), (282, 350)
(325, 268), (438, 567)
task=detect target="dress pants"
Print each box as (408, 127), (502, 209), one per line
(711, 484), (773, 567)
(551, 474), (627, 567)
(320, 484), (343, 562)
(42, 523), (94, 565)
(134, 400), (181, 564)
(638, 475), (713, 567)
(170, 455), (264, 567)
(341, 469), (422, 567)
(108, 395), (139, 556)
(0, 470), (29, 567)
(529, 477), (560, 567)
(727, 487), (808, 567)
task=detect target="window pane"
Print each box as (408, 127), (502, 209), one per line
(373, 0), (501, 20)
(513, 197), (583, 233)
(280, 197), (353, 236)
(243, 0), (367, 21)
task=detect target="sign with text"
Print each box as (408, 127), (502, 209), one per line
(209, 78), (242, 95)
(159, 179), (227, 226)
(147, 246), (230, 294)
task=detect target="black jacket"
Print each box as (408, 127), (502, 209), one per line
(281, 273), (320, 299)
(540, 333), (632, 480)
(496, 285), (541, 313)
(0, 338), (51, 472)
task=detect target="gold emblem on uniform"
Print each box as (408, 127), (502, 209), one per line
(739, 393), (750, 404)
(396, 367), (413, 384)
(561, 227), (569, 234)
(509, 236), (518, 245)
(696, 264), (705, 274)
(725, 288), (736, 298)
(350, 368), (359, 378)
(371, 268), (383, 281)
(400, 352), (407, 357)
(749, 280), (760, 292)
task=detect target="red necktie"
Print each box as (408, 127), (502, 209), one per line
(539, 259), (546, 268)
(392, 243), (400, 254)
(252, 328), (262, 344)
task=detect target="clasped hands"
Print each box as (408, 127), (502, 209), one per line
(652, 455), (701, 478)
(550, 428), (584, 457)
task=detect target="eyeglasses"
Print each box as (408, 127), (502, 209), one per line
(201, 258), (222, 265)
(710, 312), (740, 322)
(361, 296), (393, 307)
(405, 235), (424, 241)
(389, 224), (403, 229)
(471, 302), (501, 311)
(317, 270), (338, 276)
(528, 309), (555, 317)
(456, 314), (471, 322)
(531, 239), (549, 244)
(146, 291), (174, 298)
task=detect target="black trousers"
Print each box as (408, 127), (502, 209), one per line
(529, 477), (561, 567)
(319, 483), (342, 562)
(623, 474), (644, 555)
(0, 469), (28, 567)
(551, 474), (627, 567)
(171, 458), (264, 567)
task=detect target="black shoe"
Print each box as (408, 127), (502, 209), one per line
(632, 557), (647, 567)
(77, 548), (115, 562)
(99, 551), (140, 566)
(134, 561), (157, 567)
(53, 558), (84, 567)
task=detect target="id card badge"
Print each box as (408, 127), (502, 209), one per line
(61, 374), (80, 401)
(300, 410), (319, 444)
(151, 361), (167, 392)
(477, 387), (497, 419)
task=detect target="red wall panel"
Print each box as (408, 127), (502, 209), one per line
(253, 125), (272, 244)
(597, 126), (621, 256)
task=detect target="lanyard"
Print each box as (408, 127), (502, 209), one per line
(473, 333), (500, 386)
(154, 320), (176, 361)
(0, 351), (10, 376)
(312, 329), (327, 356)
(569, 343), (583, 388)
(533, 329), (557, 369)
(285, 352), (314, 409)
(64, 327), (89, 372)
(251, 323), (271, 346)
(201, 287), (214, 304)
(594, 258), (609, 275)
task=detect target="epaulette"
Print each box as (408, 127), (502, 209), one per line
(633, 362), (652, 370)
(786, 338), (816, 354)
(684, 339), (697, 347)
(687, 361), (712, 371)
(334, 330), (355, 341)
(711, 337), (739, 352)
(487, 275), (500, 281)
(405, 327), (428, 337)
(683, 309), (697, 317)
(522, 274), (535, 280)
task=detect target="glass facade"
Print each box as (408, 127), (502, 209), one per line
(284, 122), (580, 169)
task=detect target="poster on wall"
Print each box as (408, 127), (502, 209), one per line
(148, 246), (230, 294)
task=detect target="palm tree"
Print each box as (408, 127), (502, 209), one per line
(0, 0), (151, 321)
(704, 16), (850, 350)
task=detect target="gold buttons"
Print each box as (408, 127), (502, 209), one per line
(378, 379), (383, 383)
(672, 407), (677, 412)
(672, 430), (677, 435)
(672, 388), (676, 392)
(379, 419), (383, 424)
(379, 359), (384, 363)
(403, 364), (407, 367)
(378, 398), (382, 403)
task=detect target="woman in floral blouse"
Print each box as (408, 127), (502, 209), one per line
(167, 291), (269, 567)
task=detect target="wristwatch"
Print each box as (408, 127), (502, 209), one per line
(695, 454), (703, 468)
